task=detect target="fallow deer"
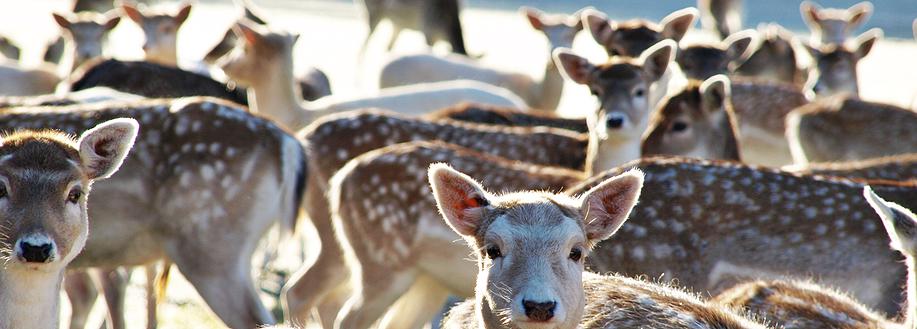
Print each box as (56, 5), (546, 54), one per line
(0, 97), (308, 328)
(426, 102), (588, 133)
(218, 21), (525, 131)
(202, 0), (267, 64)
(801, 1), (873, 46)
(358, 0), (469, 58)
(0, 36), (20, 61)
(120, 1), (192, 67)
(786, 153), (917, 182)
(676, 29), (755, 80)
(733, 24), (806, 87)
(804, 28), (881, 98)
(378, 7), (584, 110)
(711, 187), (917, 329)
(50, 10), (121, 75)
(787, 95), (917, 165)
(0, 118), (138, 329)
(698, 0), (743, 39)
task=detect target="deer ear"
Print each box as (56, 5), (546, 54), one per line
(723, 30), (756, 64)
(52, 13), (72, 29)
(660, 7), (697, 42)
(700, 75), (730, 114)
(640, 39), (675, 82)
(120, 3), (144, 24)
(800, 1), (822, 29)
(854, 28), (881, 59)
(175, 3), (193, 25)
(78, 118), (139, 180)
(583, 9), (613, 48)
(579, 170), (644, 242)
(233, 21), (261, 46)
(845, 1), (873, 30)
(553, 48), (595, 85)
(864, 186), (917, 255)
(103, 14), (121, 31)
(522, 7), (546, 31)
(428, 164), (492, 237)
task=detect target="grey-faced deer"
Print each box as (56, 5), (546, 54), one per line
(712, 187), (917, 329)
(218, 21), (525, 130)
(787, 95), (917, 165)
(801, 1), (873, 46)
(553, 40), (675, 171)
(804, 28), (881, 98)
(0, 97), (307, 328)
(50, 11), (121, 75)
(733, 24), (806, 87)
(698, 0), (743, 39)
(120, 2), (192, 67)
(676, 29), (755, 80)
(358, 0), (468, 58)
(378, 7), (584, 111)
(0, 36), (20, 61)
(0, 119), (138, 329)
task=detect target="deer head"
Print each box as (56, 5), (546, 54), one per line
(121, 2), (192, 66)
(0, 119), (137, 272)
(734, 24), (802, 86)
(677, 29), (755, 80)
(218, 21), (298, 88)
(800, 1), (873, 45)
(51, 11), (120, 70)
(642, 75), (741, 161)
(429, 163), (643, 329)
(805, 28), (881, 98)
(522, 7), (584, 51)
(583, 7), (696, 57)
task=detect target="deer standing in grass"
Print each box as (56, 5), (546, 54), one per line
(713, 187), (917, 329)
(804, 28), (881, 98)
(120, 2), (192, 67)
(0, 97), (307, 328)
(0, 119), (138, 329)
(378, 7), (583, 110)
(801, 1), (873, 46)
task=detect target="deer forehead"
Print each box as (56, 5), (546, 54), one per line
(1, 136), (80, 173)
(592, 63), (646, 88)
(477, 194), (584, 242)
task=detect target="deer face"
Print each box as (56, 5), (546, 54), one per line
(800, 1), (873, 45)
(0, 119), (136, 273)
(122, 3), (192, 66)
(522, 7), (584, 51)
(52, 12), (120, 68)
(643, 75), (740, 161)
(219, 21), (298, 87)
(735, 25), (799, 84)
(677, 30), (754, 80)
(805, 29), (880, 98)
(429, 164), (643, 329)
(583, 8), (696, 57)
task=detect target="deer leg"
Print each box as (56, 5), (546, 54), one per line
(94, 268), (130, 329)
(66, 271), (98, 329)
(378, 275), (452, 329)
(334, 269), (417, 329)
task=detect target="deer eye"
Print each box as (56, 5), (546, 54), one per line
(485, 245), (503, 259)
(634, 88), (646, 98)
(0, 184), (7, 199)
(671, 121), (689, 133)
(67, 188), (83, 204)
(569, 247), (583, 262)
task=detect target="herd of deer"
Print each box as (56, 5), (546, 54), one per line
(0, 0), (916, 328)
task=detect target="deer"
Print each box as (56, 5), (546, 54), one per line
(426, 102), (588, 133)
(675, 29), (755, 80)
(786, 95), (917, 165)
(711, 187), (917, 329)
(786, 153), (917, 182)
(0, 97), (308, 328)
(0, 36), (20, 61)
(378, 7), (584, 111)
(804, 28), (881, 98)
(733, 24), (806, 87)
(358, 0), (469, 59)
(800, 1), (873, 46)
(218, 21), (526, 131)
(0, 62), (61, 97)
(432, 164), (771, 329)
(0, 118), (138, 329)
(698, 0), (743, 39)
(50, 10), (121, 76)
(120, 1), (192, 67)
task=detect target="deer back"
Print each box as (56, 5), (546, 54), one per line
(425, 102), (588, 133)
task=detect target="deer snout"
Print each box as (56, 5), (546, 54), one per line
(606, 112), (629, 130)
(522, 299), (556, 322)
(15, 233), (56, 263)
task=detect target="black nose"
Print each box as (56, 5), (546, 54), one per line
(606, 117), (624, 129)
(19, 241), (53, 263)
(523, 299), (556, 322)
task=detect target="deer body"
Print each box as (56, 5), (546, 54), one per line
(788, 153), (917, 181)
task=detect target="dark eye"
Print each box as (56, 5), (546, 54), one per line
(67, 188), (82, 204)
(634, 88), (645, 98)
(569, 247), (583, 262)
(0, 184), (7, 199)
(486, 245), (502, 259)
(672, 121), (689, 133)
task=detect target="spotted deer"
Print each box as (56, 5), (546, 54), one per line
(800, 1), (873, 46)
(358, 0), (469, 58)
(804, 28), (881, 98)
(698, 0), (743, 39)
(218, 21), (525, 131)
(786, 153), (917, 182)
(50, 10), (121, 75)
(787, 95), (917, 165)
(426, 102), (588, 133)
(733, 24), (806, 87)
(378, 7), (584, 110)
(0, 119), (138, 329)
(676, 29), (754, 80)
(432, 164), (769, 329)
(0, 97), (307, 328)
(712, 187), (917, 329)
(120, 2), (192, 67)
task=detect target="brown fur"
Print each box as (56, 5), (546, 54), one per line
(425, 102), (588, 133)
(583, 8), (696, 57)
(790, 153), (917, 182)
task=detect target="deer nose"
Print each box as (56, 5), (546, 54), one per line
(19, 240), (53, 263)
(606, 113), (627, 129)
(522, 299), (556, 322)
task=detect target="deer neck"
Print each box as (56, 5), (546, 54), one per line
(0, 269), (63, 329)
(247, 56), (312, 130)
(535, 56), (565, 111)
(586, 131), (642, 175)
(475, 294), (505, 329)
